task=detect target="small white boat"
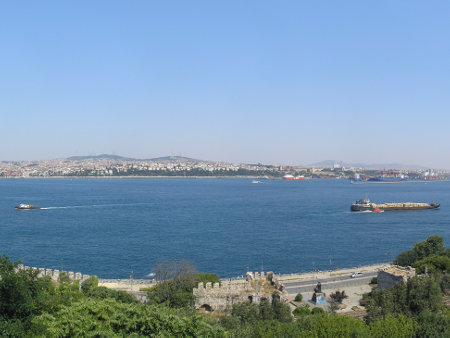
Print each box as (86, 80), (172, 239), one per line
(251, 180), (261, 184)
(15, 203), (40, 210)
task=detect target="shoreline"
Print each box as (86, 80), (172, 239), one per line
(351, 179), (450, 184)
(0, 175), (276, 179)
(97, 262), (391, 292)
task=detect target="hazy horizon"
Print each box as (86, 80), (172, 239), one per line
(1, 2), (449, 167)
(0, 153), (442, 170)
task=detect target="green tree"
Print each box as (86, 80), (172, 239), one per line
(407, 275), (443, 315)
(31, 297), (225, 337)
(85, 286), (137, 304)
(395, 235), (446, 267)
(58, 271), (71, 284)
(413, 235), (445, 259)
(147, 259), (199, 308)
(415, 310), (450, 337)
(0, 255), (54, 336)
(80, 275), (99, 293)
(258, 299), (275, 320)
(365, 275), (444, 321)
(272, 299), (292, 322)
(294, 313), (368, 337)
(413, 254), (450, 274)
(230, 301), (260, 323)
(368, 314), (418, 337)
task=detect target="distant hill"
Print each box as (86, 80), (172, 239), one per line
(310, 160), (428, 170)
(149, 156), (202, 162)
(67, 154), (136, 161)
(66, 154), (202, 162)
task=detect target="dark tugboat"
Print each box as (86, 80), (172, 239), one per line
(15, 203), (40, 210)
(351, 194), (373, 212)
(351, 195), (439, 212)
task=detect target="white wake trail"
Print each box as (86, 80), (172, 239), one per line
(40, 202), (152, 210)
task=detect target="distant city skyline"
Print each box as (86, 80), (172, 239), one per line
(0, 153), (439, 171)
(1, 1), (449, 168)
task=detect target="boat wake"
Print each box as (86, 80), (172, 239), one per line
(39, 203), (152, 210)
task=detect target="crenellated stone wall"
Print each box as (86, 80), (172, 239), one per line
(193, 271), (288, 311)
(17, 264), (92, 282)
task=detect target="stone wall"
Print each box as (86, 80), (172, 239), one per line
(377, 266), (416, 290)
(193, 271), (288, 311)
(17, 264), (92, 282)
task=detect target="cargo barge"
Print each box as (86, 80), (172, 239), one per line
(351, 195), (440, 212)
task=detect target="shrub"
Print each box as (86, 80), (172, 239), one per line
(293, 306), (310, 317)
(359, 298), (370, 307)
(294, 293), (303, 302)
(311, 307), (325, 315)
(330, 290), (348, 303)
(86, 286), (138, 304)
(81, 276), (98, 293)
(195, 273), (220, 286)
(58, 271), (72, 284)
(370, 277), (378, 285)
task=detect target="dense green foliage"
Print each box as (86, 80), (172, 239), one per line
(363, 235), (450, 336)
(413, 254), (450, 274)
(365, 275), (444, 320)
(294, 292), (303, 302)
(1, 233), (449, 338)
(311, 307), (325, 315)
(394, 235), (447, 269)
(222, 309), (420, 337)
(221, 299), (292, 325)
(0, 255), (55, 334)
(0, 255), (223, 337)
(31, 298), (224, 337)
(146, 272), (221, 308)
(293, 306), (310, 317)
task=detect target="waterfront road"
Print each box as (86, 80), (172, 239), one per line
(284, 272), (377, 294)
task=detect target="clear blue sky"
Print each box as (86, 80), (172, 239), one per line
(1, 1), (449, 167)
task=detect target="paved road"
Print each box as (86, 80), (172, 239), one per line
(283, 271), (377, 288)
(284, 272), (377, 294)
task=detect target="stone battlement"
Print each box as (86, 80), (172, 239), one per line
(195, 280), (252, 294)
(17, 264), (91, 282)
(193, 272), (288, 311)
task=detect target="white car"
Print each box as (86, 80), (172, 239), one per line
(351, 272), (363, 278)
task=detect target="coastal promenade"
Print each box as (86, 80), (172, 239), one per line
(277, 263), (387, 287)
(277, 263), (389, 313)
(98, 263), (389, 294)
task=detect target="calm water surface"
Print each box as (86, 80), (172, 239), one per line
(0, 178), (448, 278)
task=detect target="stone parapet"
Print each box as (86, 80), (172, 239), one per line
(194, 272), (288, 311)
(16, 264), (92, 282)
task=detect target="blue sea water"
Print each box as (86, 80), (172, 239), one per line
(0, 178), (449, 279)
